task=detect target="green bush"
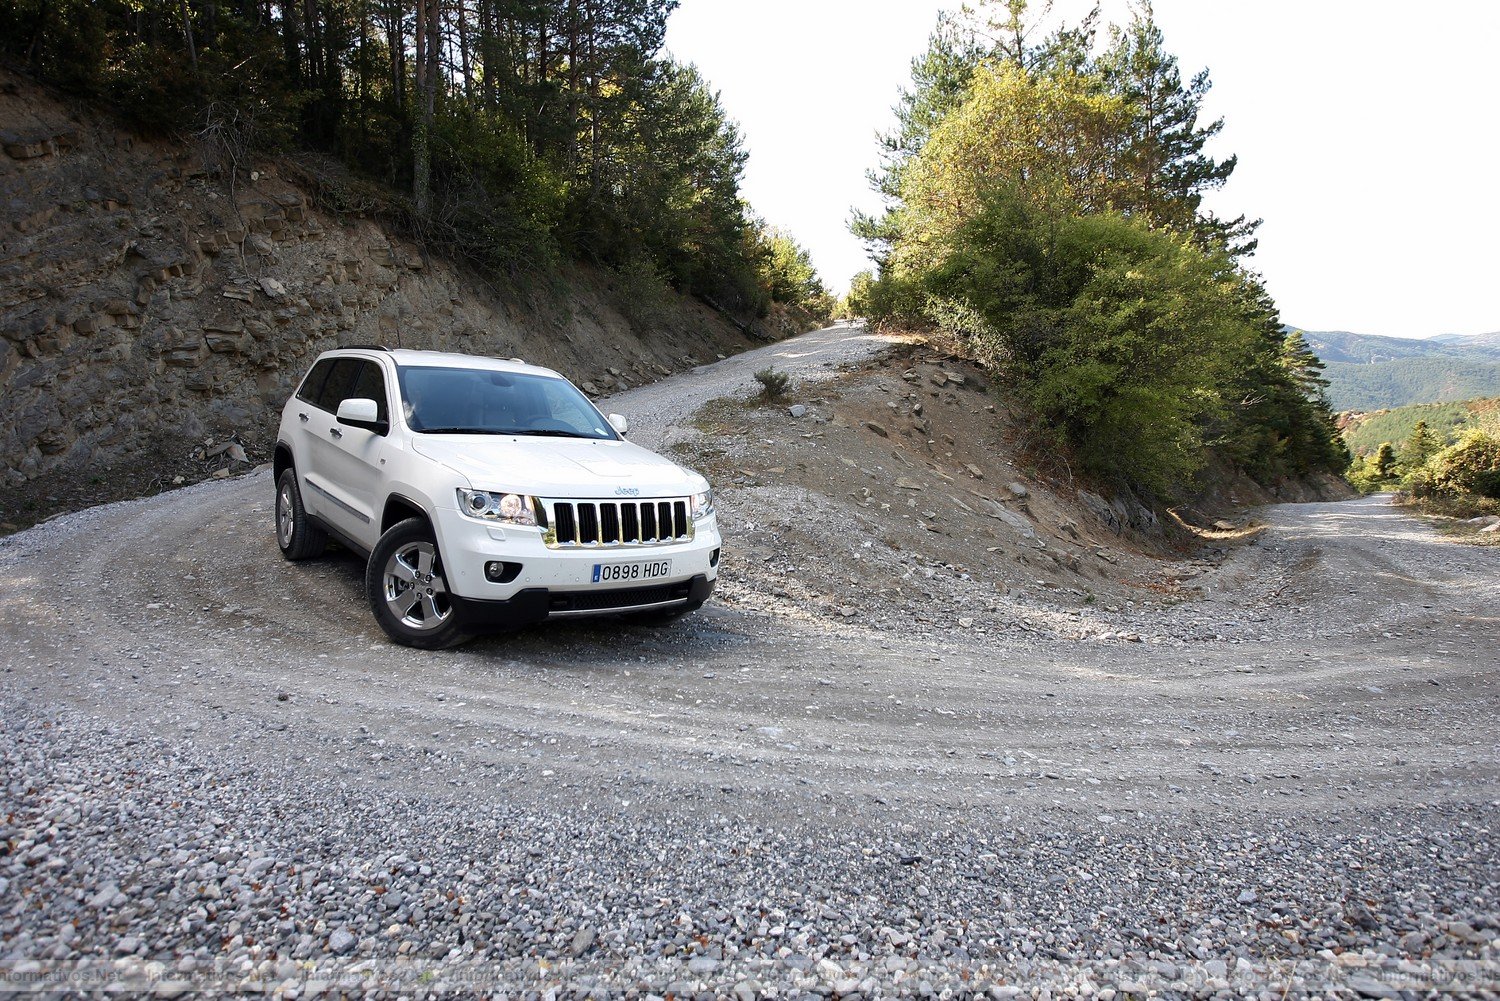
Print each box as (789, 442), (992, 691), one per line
(916, 189), (1275, 496)
(1426, 429), (1500, 499)
(753, 366), (790, 401)
(611, 258), (672, 331)
(1348, 450), (1397, 494)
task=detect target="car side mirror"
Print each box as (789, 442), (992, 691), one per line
(337, 398), (387, 434)
(608, 413), (629, 436)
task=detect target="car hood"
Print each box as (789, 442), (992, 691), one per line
(411, 435), (706, 498)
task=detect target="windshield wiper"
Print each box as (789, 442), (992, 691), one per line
(416, 427), (511, 435)
(417, 426), (597, 438)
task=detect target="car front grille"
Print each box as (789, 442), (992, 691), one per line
(543, 498), (692, 548)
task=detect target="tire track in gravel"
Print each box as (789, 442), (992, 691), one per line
(3, 329), (1498, 994)
(0, 330), (1497, 832)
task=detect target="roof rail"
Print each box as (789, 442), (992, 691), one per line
(344, 344), (391, 351)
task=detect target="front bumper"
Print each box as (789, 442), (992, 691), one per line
(449, 574), (716, 632)
(431, 504), (721, 621)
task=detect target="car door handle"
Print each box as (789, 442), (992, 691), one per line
(329, 428), (343, 439)
(298, 413), (309, 423)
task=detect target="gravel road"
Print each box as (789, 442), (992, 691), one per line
(604, 320), (909, 449)
(2, 325), (1497, 996)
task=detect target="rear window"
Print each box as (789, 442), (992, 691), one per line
(295, 358), (337, 406)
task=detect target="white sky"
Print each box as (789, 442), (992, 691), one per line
(664, 0), (1500, 339)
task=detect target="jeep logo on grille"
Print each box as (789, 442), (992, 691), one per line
(615, 487), (640, 496)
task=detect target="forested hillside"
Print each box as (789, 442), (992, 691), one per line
(1322, 358), (1500, 412)
(848, 1), (1347, 500)
(1295, 329), (1500, 411)
(1342, 398), (1499, 457)
(1, 0), (828, 319)
(1300, 329), (1500, 365)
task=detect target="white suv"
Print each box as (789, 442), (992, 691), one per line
(273, 347), (721, 648)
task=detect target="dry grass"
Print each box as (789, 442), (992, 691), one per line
(1164, 507), (1269, 545)
(1397, 494), (1500, 547)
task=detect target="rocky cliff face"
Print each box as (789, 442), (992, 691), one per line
(0, 70), (760, 500)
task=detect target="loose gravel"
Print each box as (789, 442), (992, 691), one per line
(2, 325), (1498, 996)
(3, 700), (1496, 997)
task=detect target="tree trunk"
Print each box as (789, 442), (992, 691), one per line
(413, 0), (440, 214)
(280, 0), (300, 86)
(478, 0), (494, 112)
(534, 5), (549, 157)
(455, 0), (473, 100)
(179, 0), (200, 76)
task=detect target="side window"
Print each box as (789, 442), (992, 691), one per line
(312, 359), (363, 413)
(295, 358), (337, 406)
(349, 361), (389, 424)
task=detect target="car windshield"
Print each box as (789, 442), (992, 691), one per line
(397, 366), (618, 440)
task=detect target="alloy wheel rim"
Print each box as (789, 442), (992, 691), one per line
(383, 541), (451, 631)
(277, 483), (294, 547)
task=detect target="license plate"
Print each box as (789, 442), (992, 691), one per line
(592, 559), (672, 584)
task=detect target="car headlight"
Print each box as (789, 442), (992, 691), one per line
(457, 489), (538, 526)
(690, 488), (715, 520)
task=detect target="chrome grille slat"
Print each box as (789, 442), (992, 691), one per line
(543, 497), (692, 548)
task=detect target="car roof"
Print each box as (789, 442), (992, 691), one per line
(330, 347), (564, 381)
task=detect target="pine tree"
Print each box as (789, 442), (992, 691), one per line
(852, 11), (984, 264)
(1097, 2), (1256, 252)
(1399, 420), (1442, 471)
(1279, 330), (1331, 399)
(1373, 442), (1398, 479)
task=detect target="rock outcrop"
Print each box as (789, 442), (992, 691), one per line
(0, 71), (759, 488)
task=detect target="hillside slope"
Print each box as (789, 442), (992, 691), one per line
(1340, 397), (1500, 456)
(1322, 358), (1500, 411)
(1300, 328), (1500, 365)
(1296, 327), (1500, 409)
(1430, 331), (1500, 350)
(0, 71), (768, 525)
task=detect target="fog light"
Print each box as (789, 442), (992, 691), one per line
(709, 547), (721, 568)
(484, 561), (522, 583)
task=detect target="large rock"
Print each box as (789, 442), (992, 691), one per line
(978, 498), (1036, 538)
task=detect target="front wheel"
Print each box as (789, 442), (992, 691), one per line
(366, 518), (471, 649)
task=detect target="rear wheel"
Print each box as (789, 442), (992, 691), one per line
(367, 518), (471, 649)
(275, 468), (328, 561)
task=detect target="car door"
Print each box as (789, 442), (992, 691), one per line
(288, 357), (339, 521)
(302, 357), (392, 550)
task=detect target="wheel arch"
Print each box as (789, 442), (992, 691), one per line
(381, 493), (430, 535)
(273, 442), (295, 483)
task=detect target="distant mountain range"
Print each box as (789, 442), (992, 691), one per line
(1292, 328), (1500, 411)
(1427, 331), (1500, 350)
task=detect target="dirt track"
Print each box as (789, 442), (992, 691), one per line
(3, 325), (1498, 993)
(2, 325), (1495, 828)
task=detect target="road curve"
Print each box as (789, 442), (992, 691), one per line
(602, 320), (907, 447)
(1, 337), (1497, 993)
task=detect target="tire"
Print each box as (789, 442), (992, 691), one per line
(626, 599), (703, 626)
(366, 518), (471, 649)
(275, 468), (328, 561)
